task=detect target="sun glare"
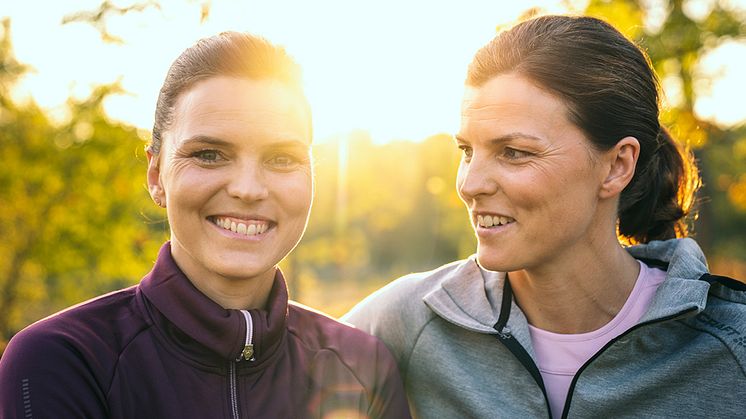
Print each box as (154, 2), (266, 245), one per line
(3, 0), (745, 143)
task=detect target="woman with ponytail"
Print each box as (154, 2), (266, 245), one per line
(345, 15), (746, 418)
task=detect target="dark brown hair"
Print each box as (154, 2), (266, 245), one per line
(150, 31), (308, 155)
(467, 15), (700, 244)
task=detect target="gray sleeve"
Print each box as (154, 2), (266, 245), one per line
(342, 274), (434, 380)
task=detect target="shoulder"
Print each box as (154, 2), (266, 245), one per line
(344, 258), (471, 328)
(683, 274), (746, 374)
(1, 286), (147, 378)
(286, 302), (399, 385)
(287, 301), (384, 352)
(341, 259), (473, 371)
(287, 303), (412, 418)
(0, 286), (148, 415)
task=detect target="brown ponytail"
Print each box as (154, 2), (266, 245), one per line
(617, 127), (700, 244)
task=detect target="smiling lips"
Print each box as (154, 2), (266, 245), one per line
(476, 214), (515, 228)
(210, 216), (271, 237)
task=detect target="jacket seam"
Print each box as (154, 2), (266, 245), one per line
(403, 315), (439, 385)
(708, 290), (746, 306)
(675, 319), (746, 378)
(105, 324), (155, 396)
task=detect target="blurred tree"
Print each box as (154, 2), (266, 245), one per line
(0, 19), (165, 353)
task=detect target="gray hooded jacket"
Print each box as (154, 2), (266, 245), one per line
(344, 238), (746, 418)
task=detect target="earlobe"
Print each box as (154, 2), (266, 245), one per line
(599, 136), (640, 199)
(146, 149), (166, 207)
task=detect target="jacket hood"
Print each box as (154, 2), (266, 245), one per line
(423, 238), (712, 344)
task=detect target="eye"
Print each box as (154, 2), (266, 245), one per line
(266, 154), (302, 170)
(502, 147), (531, 160)
(191, 149), (222, 163)
(458, 145), (473, 160)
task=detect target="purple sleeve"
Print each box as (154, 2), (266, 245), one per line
(367, 339), (412, 419)
(0, 326), (109, 419)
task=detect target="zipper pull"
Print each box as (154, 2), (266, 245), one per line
(239, 344), (254, 361)
(497, 326), (512, 340)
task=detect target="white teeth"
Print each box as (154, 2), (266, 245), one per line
(476, 214), (515, 228)
(214, 217), (269, 237)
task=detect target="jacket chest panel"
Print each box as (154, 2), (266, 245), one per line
(406, 318), (547, 418)
(567, 322), (745, 417)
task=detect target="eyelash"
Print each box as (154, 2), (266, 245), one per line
(456, 145), (532, 161)
(458, 145), (473, 159)
(187, 149), (309, 170)
(191, 149), (222, 163)
(502, 147), (531, 160)
(266, 154), (299, 168)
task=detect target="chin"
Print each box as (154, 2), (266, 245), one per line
(476, 249), (515, 273)
(209, 260), (274, 281)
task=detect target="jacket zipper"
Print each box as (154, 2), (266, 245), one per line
(559, 307), (697, 419)
(493, 277), (552, 419)
(229, 309), (255, 419)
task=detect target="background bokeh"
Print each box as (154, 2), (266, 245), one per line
(1, 0), (745, 355)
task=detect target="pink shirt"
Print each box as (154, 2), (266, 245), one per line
(528, 261), (667, 418)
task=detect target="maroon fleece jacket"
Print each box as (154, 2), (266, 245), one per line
(0, 243), (411, 418)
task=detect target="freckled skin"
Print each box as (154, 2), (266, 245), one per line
(147, 77), (313, 309)
(456, 73), (611, 274)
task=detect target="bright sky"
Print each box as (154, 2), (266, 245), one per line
(4, 0), (746, 143)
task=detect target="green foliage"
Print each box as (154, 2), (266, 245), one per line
(0, 20), (166, 351)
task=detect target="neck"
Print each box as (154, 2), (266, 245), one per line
(170, 245), (276, 310)
(508, 232), (640, 334)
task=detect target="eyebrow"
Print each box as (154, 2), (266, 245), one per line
(179, 135), (309, 149)
(454, 132), (544, 144)
(179, 135), (232, 148)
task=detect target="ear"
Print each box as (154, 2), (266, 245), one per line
(146, 148), (166, 207)
(599, 136), (640, 199)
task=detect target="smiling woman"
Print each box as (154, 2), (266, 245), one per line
(0, 32), (410, 419)
(345, 14), (746, 418)
(148, 76), (314, 311)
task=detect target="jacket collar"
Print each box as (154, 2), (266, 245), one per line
(423, 257), (536, 356)
(627, 238), (710, 322)
(139, 242), (288, 365)
(423, 238), (711, 344)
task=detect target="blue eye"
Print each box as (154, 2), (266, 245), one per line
(192, 149), (220, 162)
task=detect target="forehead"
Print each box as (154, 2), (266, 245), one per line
(168, 76), (311, 147)
(459, 73), (574, 140)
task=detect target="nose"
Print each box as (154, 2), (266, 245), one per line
(457, 154), (498, 202)
(226, 160), (269, 202)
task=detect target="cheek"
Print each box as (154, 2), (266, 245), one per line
(275, 172), (313, 214)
